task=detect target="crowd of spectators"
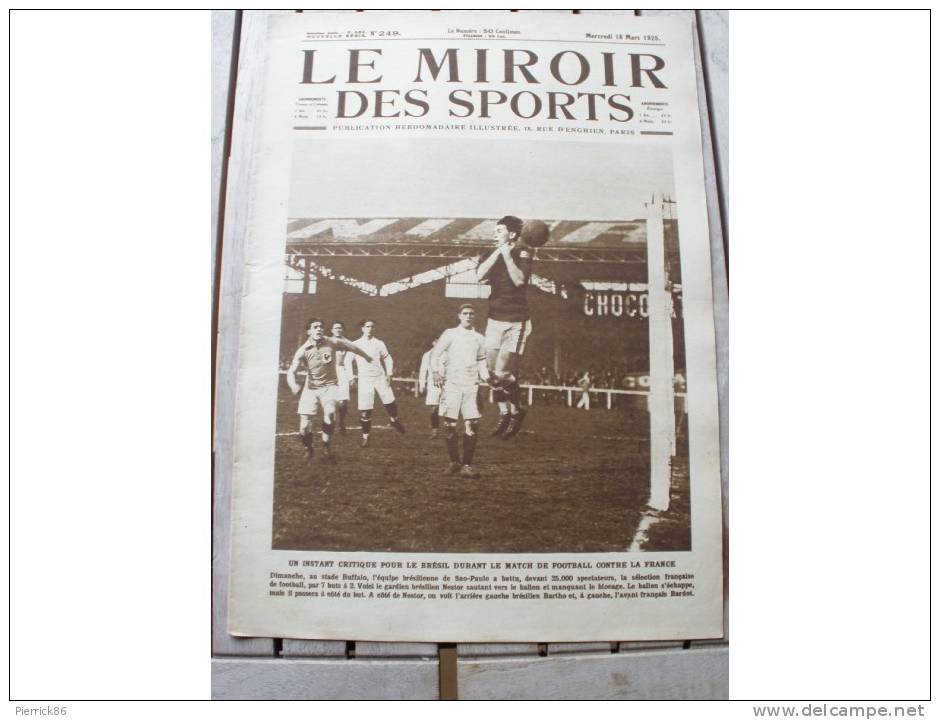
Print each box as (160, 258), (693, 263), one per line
(520, 356), (650, 390)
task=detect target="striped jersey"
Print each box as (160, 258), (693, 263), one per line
(290, 338), (343, 389)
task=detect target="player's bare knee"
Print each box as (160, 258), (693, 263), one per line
(465, 420), (479, 436)
(485, 349), (500, 372)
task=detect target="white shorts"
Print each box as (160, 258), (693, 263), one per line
(357, 373), (395, 410)
(439, 382), (481, 421)
(298, 384), (337, 417)
(425, 384), (441, 406)
(335, 367), (350, 401)
(484, 318), (533, 355)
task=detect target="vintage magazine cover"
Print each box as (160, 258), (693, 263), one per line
(227, 11), (723, 641)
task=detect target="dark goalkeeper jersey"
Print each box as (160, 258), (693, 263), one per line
(483, 244), (533, 322)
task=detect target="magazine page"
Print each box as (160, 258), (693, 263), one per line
(227, 10), (723, 641)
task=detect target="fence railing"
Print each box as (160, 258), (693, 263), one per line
(278, 370), (686, 411)
(390, 377), (687, 411)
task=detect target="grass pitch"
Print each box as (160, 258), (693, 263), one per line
(272, 384), (689, 553)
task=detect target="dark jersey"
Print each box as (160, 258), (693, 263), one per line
(483, 244), (533, 322)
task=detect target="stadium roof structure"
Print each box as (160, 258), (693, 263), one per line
(286, 241), (645, 264)
(283, 210), (680, 298)
(285, 217), (655, 246)
(284, 214), (681, 265)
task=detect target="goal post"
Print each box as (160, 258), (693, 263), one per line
(645, 193), (677, 512)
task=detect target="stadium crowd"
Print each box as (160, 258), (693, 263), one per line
(389, 355), (652, 390)
(519, 356), (650, 390)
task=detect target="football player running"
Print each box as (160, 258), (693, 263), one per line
(431, 304), (490, 478)
(286, 318), (373, 464)
(476, 215), (533, 439)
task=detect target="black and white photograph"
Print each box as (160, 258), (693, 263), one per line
(273, 137), (689, 554)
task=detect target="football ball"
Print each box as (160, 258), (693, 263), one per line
(520, 219), (550, 248)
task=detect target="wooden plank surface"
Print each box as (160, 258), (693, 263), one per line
(458, 643), (540, 657)
(355, 642), (439, 658)
(212, 658), (440, 700)
(281, 639), (347, 658)
(548, 642), (616, 655)
(457, 646), (728, 700)
(619, 640), (685, 652)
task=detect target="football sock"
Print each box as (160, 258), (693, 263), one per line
(430, 409), (440, 429)
(300, 430), (313, 448)
(462, 432), (478, 465)
(444, 426), (460, 462)
(337, 404), (347, 429)
(384, 401), (399, 420)
(504, 380), (522, 406)
(360, 413), (372, 436)
(321, 422), (334, 444)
